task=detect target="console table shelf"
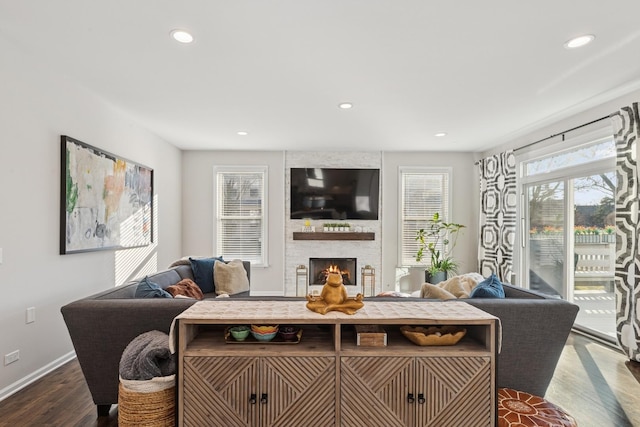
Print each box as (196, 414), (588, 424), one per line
(174, 300), (498, 427)
(292, 232), (375, 241)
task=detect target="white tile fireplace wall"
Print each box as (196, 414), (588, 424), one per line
(284, 151), (383, 296)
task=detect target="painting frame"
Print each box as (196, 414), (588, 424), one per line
(60, 135), (154, 254)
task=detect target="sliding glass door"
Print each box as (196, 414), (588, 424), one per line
(520, 136), (616, 343)
(527, 181), (566, 297)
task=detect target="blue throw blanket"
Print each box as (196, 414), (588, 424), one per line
(119, 330), (176, 380)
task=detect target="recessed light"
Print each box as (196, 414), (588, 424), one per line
(237, 131), (248, 136)
(338, 102), (353, 109)
(170, 29), (194, 44)
(434, 132), (447, 137)
(564, 34), (595, 49)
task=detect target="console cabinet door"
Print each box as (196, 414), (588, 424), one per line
(341, 356), (414, 427)
(341, 356), (492, 427)
(415, 356), (492, 427)
(183, 356), (336, 427)
(183, 356), (258, 427)
(260, 356), (336, 427)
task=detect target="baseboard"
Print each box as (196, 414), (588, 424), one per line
(0, 351), (76, 402)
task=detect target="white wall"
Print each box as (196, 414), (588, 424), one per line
(480, 88), (640, 159)
(0, 37), (183, 398)
(181, 151), (285, 295)
(381, 152), (479, 292)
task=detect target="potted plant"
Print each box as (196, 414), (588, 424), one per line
(415, 213), (465, 283)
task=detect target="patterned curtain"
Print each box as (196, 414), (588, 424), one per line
(610, 102), (640, 361)
(477, 151), (517, 282)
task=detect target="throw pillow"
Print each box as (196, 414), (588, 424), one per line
(166, 278), (204, 300)
(420, 283), (457, 300)
(189, 256), (224, 293)
(470, 274), (506, 299)
(135, 277), (172, 299)
(214, 259), (250, 296)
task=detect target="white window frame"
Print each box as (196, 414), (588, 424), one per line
(397, 167), (453, 267)
(214, 165), (268, 267)
(515, 126), (615, 289)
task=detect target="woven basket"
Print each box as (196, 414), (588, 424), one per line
(118, 381), (175, 426)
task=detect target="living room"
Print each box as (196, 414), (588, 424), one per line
(2, 2), (640, 426)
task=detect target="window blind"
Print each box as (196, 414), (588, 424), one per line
(400, 170), (450, 266)
(216, 169), (265, 264)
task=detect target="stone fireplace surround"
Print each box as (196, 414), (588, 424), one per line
(284, 151), (382, 296)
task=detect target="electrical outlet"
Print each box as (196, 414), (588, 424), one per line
(4, 350), (19, 365)
(26, 307), (36, 324)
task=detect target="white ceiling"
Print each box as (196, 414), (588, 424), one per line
(2, 1), (640, 152)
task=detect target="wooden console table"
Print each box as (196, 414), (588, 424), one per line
(173, 300), (498, 427)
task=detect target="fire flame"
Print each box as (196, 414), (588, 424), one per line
(325, 265), (350, 279)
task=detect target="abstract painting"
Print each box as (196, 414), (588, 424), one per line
(60, 135), (153, 254)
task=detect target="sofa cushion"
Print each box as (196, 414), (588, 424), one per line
(470, 274), (505, 298)
(135, 277), (173, 299)
(214, 259), (250, 296)
(145, 269), (182, 289)
(189, 256), (224, 293)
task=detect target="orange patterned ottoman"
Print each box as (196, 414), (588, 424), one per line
(498, 388), (577, 427)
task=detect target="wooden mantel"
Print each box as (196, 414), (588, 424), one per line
(292, 232), (375, 241)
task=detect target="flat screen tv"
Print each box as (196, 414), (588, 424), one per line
(290, 168), (380, 220)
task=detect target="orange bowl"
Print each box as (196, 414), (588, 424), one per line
(251, 324), (279, 334)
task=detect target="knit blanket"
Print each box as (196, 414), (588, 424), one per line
(420, 273), (485, 300)
(119, 330), (176, 380)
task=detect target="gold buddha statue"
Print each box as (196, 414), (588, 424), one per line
(306, 271), (364, 315)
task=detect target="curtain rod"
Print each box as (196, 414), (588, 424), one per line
(513, 114), (610, 153)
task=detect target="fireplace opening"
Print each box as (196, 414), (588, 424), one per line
(309, 258), (357, 287)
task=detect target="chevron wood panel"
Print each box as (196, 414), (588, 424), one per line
(184, 356), (335, 427)
(184, 357), (257, 427)
(341, 356), (492, 427)
(261, 357), (336, 427)
(416, 356), (491, 427)
(341, 357), (413, 427)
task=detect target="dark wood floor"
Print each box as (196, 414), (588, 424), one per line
(0, 333), (638, 426)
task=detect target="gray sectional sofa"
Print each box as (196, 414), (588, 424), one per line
(61, 262), (578, 417)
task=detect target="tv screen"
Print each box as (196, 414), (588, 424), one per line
(290, 168), (380, 220)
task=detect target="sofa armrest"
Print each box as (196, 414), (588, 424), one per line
(462, 298), (579, 397)
(61, 298), (196, 406)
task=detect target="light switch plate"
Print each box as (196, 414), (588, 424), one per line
(26, 307), (35, 324)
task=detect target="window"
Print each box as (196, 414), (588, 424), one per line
(214, 166), (267, 266)
(399, 167), (452, 266)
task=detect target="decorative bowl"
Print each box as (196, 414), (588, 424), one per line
(251, 324), (279, 334)
(251, 330), (278, 342)
(400, 325), (466, 346)
(229, 325), (250, 341)
(278, 326), (300, 341)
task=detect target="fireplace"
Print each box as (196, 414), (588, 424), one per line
(309, 258), (357, 287)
